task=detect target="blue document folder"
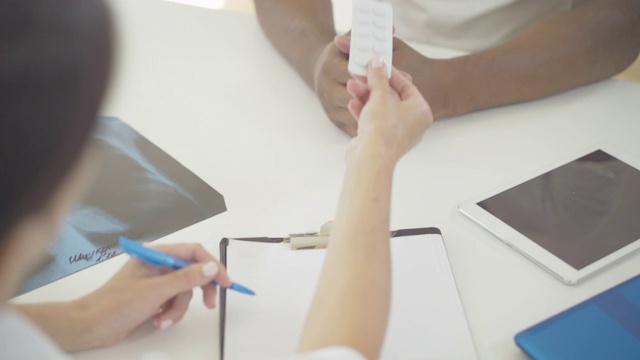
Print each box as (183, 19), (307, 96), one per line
(516, 274), (640, 359)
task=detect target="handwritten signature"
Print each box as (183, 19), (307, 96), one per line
(68, 242), (120, 265)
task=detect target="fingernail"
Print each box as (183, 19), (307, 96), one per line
(202, 261), (218, 277)
(158, 319), (173, 330)
(370, 56), (383, 68)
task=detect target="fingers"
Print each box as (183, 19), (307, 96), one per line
(347, 78), (369, 105)
(388, 67), (422, 101)
(397, 70), (412, 83)
(335, 61), (351, 85)
(319, 82), (352, 110)
(318, 83), (355, 136)
(154, 291), (194, 330)
(331, 107), (358, 136)
(146, 243), (232, 298)
(152, 261), (217, 301)
(366, 57), (390, 98)
(348, 99), (364, 120)
(346, 66), (411, 112)
(202, 283), (217, 309)
(316, 50), (350, 86)
(334, 34), (350, 54)
(149, 243), (215, 264)
(318, 82), (358, 136)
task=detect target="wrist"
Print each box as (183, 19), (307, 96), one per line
(70, 297), (105, 350)
(58, 298), (104, 352)
(413, 58), (452, 119)
(347, 135), (398, 172)
(13, 300), (99, 352)
(394, 50), (461, 119)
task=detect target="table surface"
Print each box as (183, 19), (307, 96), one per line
(14, 0), (640, 359)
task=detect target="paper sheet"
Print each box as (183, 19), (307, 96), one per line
(224, 233), (477, 359)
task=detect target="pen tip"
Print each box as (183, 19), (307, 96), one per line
(232, 283), (256, 296)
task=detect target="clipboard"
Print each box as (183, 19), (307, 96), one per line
(218, 228), (477, 360)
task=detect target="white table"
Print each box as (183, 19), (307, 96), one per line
(14, 0), (640, 359)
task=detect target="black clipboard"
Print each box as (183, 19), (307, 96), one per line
(217, 227), (442, 360)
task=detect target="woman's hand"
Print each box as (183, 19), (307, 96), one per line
(299, 58), (431, 360)
(345, 58), (433, 164)
(18, 242), (231, 352)
(79, 242), (231, 348)
(311, 33), (416, 138)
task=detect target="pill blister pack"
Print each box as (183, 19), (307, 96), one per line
(348, 0), (393, 78)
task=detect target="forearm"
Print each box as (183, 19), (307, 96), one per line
(254, 0), (336, 87)
(13, 300), (98, 352)
(299, 142), (395, 359)
(406, 0), (640, 118)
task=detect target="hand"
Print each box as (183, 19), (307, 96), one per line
(72, 243), (231, 349)
(346, 58), (433, 163)
(312, 33), (416, 137)
(389, 37), (449, 119)
(312, 35), (356, 136)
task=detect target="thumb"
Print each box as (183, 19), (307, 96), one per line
(367, 57), (390, 97)
(156, 261), (219, 299)
(334, 33), (351, 54)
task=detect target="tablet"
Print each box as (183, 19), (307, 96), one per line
(459, 145), (640, 284)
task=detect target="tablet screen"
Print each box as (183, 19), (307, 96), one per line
(478, 150), (640, 270)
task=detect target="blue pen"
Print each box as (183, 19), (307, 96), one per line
(119, 237), (255, 296)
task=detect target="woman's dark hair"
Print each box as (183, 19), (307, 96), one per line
(0, 0), (112, 242)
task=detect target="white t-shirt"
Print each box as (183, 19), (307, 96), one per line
(0, 307), (365, 360)
(0, 307), (69, 360)
(387, 0), (572, 51)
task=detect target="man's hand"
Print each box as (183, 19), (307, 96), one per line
(259, 0), (640, 133)
(389, 37), (449, 119)
(313, 33), (417, 137)
(312, 35), (356, 136)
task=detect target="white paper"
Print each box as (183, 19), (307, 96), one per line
(224, 233), (477, 359)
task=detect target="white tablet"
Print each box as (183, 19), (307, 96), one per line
(459, 145), (640, 284)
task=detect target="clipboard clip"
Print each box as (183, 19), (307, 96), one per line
(230, 221), (334, 250)
(229, 222), (442, 251)
(286, 221), (333, 250)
